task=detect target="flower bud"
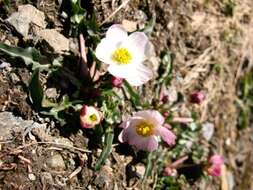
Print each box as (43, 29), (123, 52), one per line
(80, 105), (102, 128)
(163, 166), (177, 177)
(112, 76), (123, 88)
(190, 91), (205, 104)
(207, 154), (224, 177)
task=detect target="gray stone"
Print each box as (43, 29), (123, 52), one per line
(46, 153), (66, 171)
(202, 122), (214, 141)
(6, 4), (46, 37)
(37, 29), (69, 54)
(0, 112), (43, 140)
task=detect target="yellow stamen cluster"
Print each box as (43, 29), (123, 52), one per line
(136, 122), (154, 137)
(89, 114), (97, 122)
(111, 48), (132, 65)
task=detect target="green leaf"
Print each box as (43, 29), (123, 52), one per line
(29, 69), (44, 110)
(95, 128), (114, 170)
(122, 80), (142, 108)
(143, 152), (153, 179)
(157, 52), (174, 85)
(141, 13), (156, 35)
(0, 43), (50, 70)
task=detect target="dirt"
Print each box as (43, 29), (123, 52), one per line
(0, 0), (253, 190)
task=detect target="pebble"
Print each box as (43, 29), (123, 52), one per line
(6, 5), (46, 37)
(37, 29), (69, 54)
(28, 173), (36, 181)
(46, 153), (66, 171)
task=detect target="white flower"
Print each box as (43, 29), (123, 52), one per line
(95, 24), (154, 86)
(80, 105), (102, 128)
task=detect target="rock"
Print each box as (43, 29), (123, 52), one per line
(45, 88), (58, 99)
(28, 173), (36, 181)
(94, 166), (113, 189)
(0, 112), (44, 140)
(122, 19), (137, 32)
(135, 164), (145, 178)
(202, 122), (214, 141)
(40, 172), (54, 187)
(46, 153), (66, 171)
(6, 4), (46, 37)
(37, 29), (69, 54)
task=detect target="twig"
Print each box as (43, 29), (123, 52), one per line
(172, 117), (193, 123)
(18, 155), (31, 165)
(79, 34), (90, 81)
(100, 0), (131, 25)
(68, 166), (82, 180)
(171, 156), (189, 168)
(4, 141), (91, 153)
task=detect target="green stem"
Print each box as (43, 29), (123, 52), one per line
(95, 129), (114, 170)
(143, 152), (153, 180)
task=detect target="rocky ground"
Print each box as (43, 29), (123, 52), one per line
(0, 0), (253, 190)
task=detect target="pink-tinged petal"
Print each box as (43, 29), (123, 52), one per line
(120, 124), (139, 143)
(118, 131), (124, 143)
(155, 126), (176, 146)
(125, 64), (153, 86)
(95, 38), (117, 65)
(133, 136), (158, 152)
(208, 165), (221, 177)
(209, 155), (224, 166)
(134, 110), (164, 126)
(106, 24), (128, 44)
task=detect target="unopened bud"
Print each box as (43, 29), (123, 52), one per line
(190, 91), (205, 104)
(112, 76), (123, 88)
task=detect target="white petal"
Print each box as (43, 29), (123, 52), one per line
(122, 32), (151, 62)
(107, 64), (136, 78)
(95, 38), (117, 65)
(125, 64), (153, 86)
(134, 110), (164, 126)
(106, 24), (128, 44)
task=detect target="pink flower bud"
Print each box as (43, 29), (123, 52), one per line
(80, 105), (102, 128)
(190, 91), (205, 104)
(163, 111), (169, 117)
(112, 76), (123, 88)
(163, 167), (174, 176)
(207, 154), (224, 177)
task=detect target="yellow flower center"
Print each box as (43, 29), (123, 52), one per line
(89, 114), (97, 122)
(111, 48), (132, 65)
(136, 122), (154, 137)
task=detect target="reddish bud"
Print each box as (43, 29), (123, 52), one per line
(207, 154), (224, 177)
(163, 166), (177, 177)
(80, 105), (102, 128)
(163, 111), (170, 117)
(112, 76), (123, 88)
(190, 91), (205, 104)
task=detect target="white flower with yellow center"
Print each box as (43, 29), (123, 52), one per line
(80, 105), (102, 128)
(95, 24), (154, 86)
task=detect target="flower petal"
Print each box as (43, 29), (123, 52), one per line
(106, 24), (128, 44)
(134, 110), (164, 126)
(209, 155), (224, 166)
(95, 38), (117, 65)
(155, 126), (176, 145)
(123, 32), (149, 61)
(107, 64), (136, 78)
(125, 64), (153, 86)
(133, 136), (158, 151)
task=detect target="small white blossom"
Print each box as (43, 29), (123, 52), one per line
(95, 24), (154, 86)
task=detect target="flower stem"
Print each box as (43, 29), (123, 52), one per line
(95, 129), (114, 170)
